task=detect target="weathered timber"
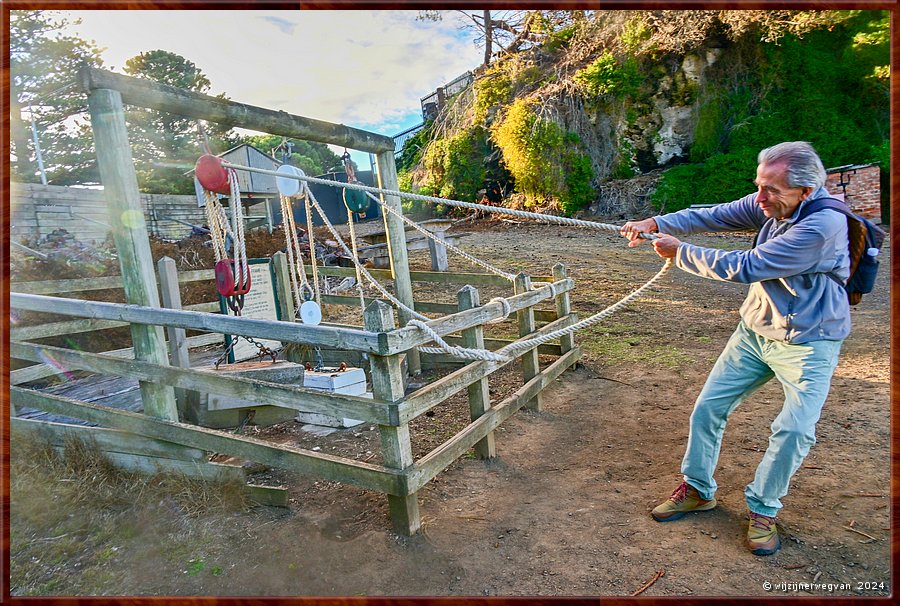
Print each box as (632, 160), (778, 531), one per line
(515, 273), (542, 412)
(271, 252), (295, 323)
(407, 346), (582, 493)
(88, 87), (177, 420)
(384, 278), (574, 355)
(458, 286), (496, 459)
(320, 295), (457, 316)
(310, 265), (553, 287)
(247, 485), (290, 508)
(427, 230), (449, 272)
(9, 333), (222, 386)
(11, 386), (405, 496)
(158, 256), (200, 420)
(10, 293), (386, 354)
(12, 417), (207, 461)
(365, 301), (420, 534)
(10, 318), (128, 341)
(11, 341), (396, 425)
(397, 314), (577, 423)
(77, 67), (394, 153)
(553, 263), (576, 365)
(375, 150), (420, 376)
(11, 275), (126, 295)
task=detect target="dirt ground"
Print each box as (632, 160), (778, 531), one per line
(9, 221), (892, 597)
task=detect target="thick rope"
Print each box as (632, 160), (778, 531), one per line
(303, 194), (321, 304)
(415, 260), (673, 362)
(219, 159), (667, 362)
(301, 183), (430, 321)
(228, 170), (249, 289)
(280, 194), (314, 314)
(346, 206), (368, 317)
(220, 160), (657, 240)
(364, 192), (516, 282)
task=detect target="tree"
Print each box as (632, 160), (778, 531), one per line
(420, 10), (585, 67)
(10, 10), (105, 184)
(123, 50), (235, 193)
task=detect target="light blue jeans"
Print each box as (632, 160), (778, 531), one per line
(681, 321), (843, 517)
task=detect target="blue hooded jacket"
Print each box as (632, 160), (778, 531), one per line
(654, 187), (850, 343)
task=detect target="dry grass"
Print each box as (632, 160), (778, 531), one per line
(10, 434), (252, 596)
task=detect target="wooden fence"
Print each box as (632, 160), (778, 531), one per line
(10, 259), (581, 534)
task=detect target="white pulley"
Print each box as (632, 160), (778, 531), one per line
(299, 300), (322, 325)
(276, 164), (306, 197)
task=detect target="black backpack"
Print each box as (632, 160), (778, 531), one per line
(755, 197), (886, 305)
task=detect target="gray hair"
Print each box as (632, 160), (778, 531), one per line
(757, 141), (826, 189)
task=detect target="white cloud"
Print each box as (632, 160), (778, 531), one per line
(63, 9), (481, 139)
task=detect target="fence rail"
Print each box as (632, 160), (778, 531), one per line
(10, 257), (581, 535)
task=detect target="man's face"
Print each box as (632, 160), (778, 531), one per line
(754, 162), (813, 220)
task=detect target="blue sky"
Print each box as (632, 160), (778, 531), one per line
(62, 10), (483, 165)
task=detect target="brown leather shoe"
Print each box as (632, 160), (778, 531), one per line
(651, 481), (717, 522)
(747, 512), (781, 555)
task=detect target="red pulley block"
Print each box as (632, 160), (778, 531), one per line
(214, 259), (251, 297)
(195, 154), (231, 194)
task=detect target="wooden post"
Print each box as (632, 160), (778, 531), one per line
(427, 230), (450, 272)
(458, 285), (496, 459)
(364, 300), (420, 535)
(87, 87), (177, 421)
(271, 251), (296, 323)
(552, 263), (576, 368)
(514, 273), (542, 412)
(374, 150), (420, 375)
(157, 257), (199, 420)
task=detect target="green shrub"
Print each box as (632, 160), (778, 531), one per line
(474, 66), (513, 124)
(574, 51), (641, 98)
(491, 99), (593, 214)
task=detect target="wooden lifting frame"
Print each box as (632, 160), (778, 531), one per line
(9, 67), (582, 535)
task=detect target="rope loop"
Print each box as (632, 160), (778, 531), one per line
(486, 297), (512, 323)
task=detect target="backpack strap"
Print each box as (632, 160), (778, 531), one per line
(752, 197), (853, 287)
(795, 197), (855, 287)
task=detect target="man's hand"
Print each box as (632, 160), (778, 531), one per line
(652, 234), (681, 259)
(621, 218), (658, 247)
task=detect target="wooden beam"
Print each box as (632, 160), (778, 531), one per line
(158, 256), (200, 420)
(365, 301), (420, 535)
(407, 347), (582, 493)
(87, 86), (177, 421)
(11, 417), (207, 462)
(9, 333), (222, 386)
(311, 265), (553, 287)
(398, 313), (577, 423)
(375, 150), (419, 375)
(11, 275), (126, 295)
(553, 263), (576, 366)
(10, 318), (128, 341)
(11, 386), (406, 496)
(271, 252), (295, 323)
(10, 293), (386, 355)
(515, 273), (541, 411)
(77, 67), (395, 153)
(11, 341), (397, 425)
(383, 278), (574, 355)
(458, 285), (495, 459)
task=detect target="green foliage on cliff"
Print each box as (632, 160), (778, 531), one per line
(491, 99), (593, 214)
(652, 11), (889, 212)
(574, 51), (641, 99)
